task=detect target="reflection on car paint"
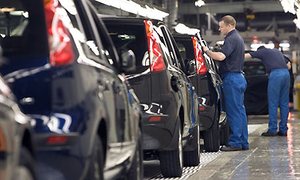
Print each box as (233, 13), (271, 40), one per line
(4, 64), (51, 83)
(0, 128), (6, 152)
(126, 69), (151, 80)
(140, 103), (166, 115)
(30, 113), (72, 133)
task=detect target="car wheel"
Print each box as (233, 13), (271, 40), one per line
(203, 108), (220, 152)
(159, 122), (183, 177)
(126, 129), (143, 180)
(14, 147), (35, 180)
(183, 125), (200, 166)
(88, 137), (104, 180)
(220, 118), (230, 146)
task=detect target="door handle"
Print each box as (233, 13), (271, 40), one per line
(171, 76), (180, 92)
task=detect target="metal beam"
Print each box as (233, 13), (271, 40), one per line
(178, 1), (284, 14)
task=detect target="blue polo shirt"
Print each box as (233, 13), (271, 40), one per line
(219, 29), (245, 75)
(249, 47), (288, 73)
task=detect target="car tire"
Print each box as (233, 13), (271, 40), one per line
(183, 125), (200, 166)
(159, 122), (183, 177)
(88, 136), (104, 180)
(126, 130), (143, 180)
(220, 121), (230, 146)
(203, 108), (220, 152)
(14, 147), (35, 180)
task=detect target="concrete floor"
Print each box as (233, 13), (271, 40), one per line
(189, 112), (300, 180)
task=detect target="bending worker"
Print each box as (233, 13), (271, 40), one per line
(245, 46), (290, 136)
(202, 15), (248, 151)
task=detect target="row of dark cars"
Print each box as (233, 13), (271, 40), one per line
(0, 0), (230, 179)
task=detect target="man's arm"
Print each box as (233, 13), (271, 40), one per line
(244, 53), (252, 59)
(202, 46), (226, 61)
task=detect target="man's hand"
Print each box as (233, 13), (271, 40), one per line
(202, 46), (226, 61)
(244, 53), (252, 59)
(202, 46), (209, 53)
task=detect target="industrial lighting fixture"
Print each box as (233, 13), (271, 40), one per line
(250, 41), (290, 51)
(195, 0), (205, 7)
(95, 0), (169, 21)
(250, 43), (274, 50)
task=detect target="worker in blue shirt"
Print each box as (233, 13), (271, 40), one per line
(203, 15), (248, 151)
(245, 46), (290, 136)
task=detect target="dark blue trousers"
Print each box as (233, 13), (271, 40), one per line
(222, 72), (248, 149)
(268, 69), (290, 134)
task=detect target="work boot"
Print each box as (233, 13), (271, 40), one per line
(220, 145), (242, 151)
(261, 131), (277, 136)
(277, 131), (287, 136)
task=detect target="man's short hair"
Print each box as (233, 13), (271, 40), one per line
(220, 15), (236, 27)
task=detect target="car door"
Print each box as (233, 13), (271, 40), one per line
(77, 1), (129, 170)
(194, 34), (221, 108)
(158, 25), (196, 131)
(243, 58), (268, 115)
(88, 6), (137, 168)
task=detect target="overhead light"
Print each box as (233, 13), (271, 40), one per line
(95, 0), (169, 21)
(250, 43), (274, 50)
(250, 41), (290, 51)
(195, 0), (205, 7)
(174, 23), (200, 35)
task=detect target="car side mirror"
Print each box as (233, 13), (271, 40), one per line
(120, 50), (136, 73)
(186, 59), (196, 75)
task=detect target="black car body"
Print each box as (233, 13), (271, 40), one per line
(243, 57), (269, 115)
(173, 33), (229, 152)
(0, 0), (142, 179)
(0, 76), (35, 180)
(102, 16), (200, 177)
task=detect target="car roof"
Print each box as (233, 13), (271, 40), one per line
(99, 14), (149, 24)
(98, 14), (165, 27)
(172, 33), (193, 38)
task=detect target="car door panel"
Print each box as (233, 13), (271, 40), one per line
(244, 60), (268, 115)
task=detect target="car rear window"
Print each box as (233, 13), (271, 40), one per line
(104, 22), (149, 74)
(175, 38), (194, 61)
(0, 0), (48, 58)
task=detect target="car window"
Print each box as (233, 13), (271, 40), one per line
(244, 59), (266, 76)
(74, 0), (107, 62)
(175, 39), (194, 61)
(0, 0), (48, 58)
(168, 34), (186, 69)
(176, 43), (187, 61)
(156, 26), (179, 67)
(86, 4), (120, 69)
(105, 22), (149, 74)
